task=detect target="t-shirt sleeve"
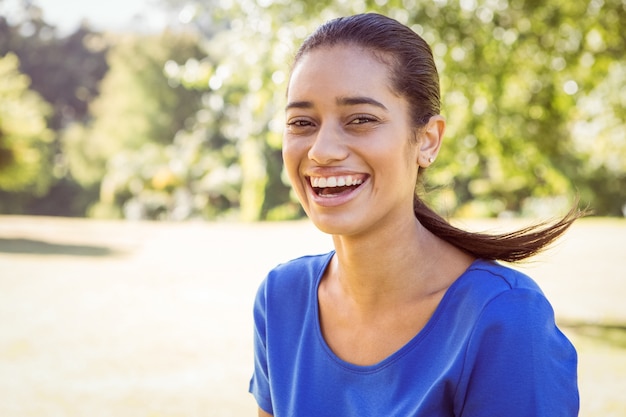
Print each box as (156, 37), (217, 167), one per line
(455, 288), (579, 417)
(249, 278), (274, 415)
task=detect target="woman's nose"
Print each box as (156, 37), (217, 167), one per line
(307, 124), (348, 165)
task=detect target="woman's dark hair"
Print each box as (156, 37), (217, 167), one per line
(293, 13), (586, 262)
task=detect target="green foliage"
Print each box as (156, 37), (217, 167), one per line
(62, 30), (206, 218)
(0, 52), (53, 197)
(424, 0), (626, 217)
(166, 0), (626, 219)
(0, 19), (109, 130)
(2, 0), (625, 219)
(0, 9), (109, 216)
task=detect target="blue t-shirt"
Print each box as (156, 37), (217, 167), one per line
(249, 252), (578, 416)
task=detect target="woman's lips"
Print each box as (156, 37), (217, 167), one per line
(306, 174), (369, 205)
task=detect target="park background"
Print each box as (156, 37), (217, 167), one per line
(1, 0), (625, 415)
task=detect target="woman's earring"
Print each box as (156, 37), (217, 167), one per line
(428, 157), (434, 163)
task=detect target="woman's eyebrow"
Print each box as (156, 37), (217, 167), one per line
(285, 96), (389, 112)
(337, 96), (388, 111)
(285, 101), (313, 111)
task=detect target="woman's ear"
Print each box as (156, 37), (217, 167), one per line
(418, 115), (445, 167)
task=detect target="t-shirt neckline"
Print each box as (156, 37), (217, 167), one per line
(312, 251), (487, 373)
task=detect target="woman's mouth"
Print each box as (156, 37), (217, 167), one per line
(309, 175), (366, 197)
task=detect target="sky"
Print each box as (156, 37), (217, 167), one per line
(1, 0), (171, 34)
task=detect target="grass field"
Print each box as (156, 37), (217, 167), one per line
(0, 215), (624, 416)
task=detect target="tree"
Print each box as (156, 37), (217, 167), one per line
(62, 30), (207, 218)
(0, 5), (109, 216)
(0, 53), (53, 203)
(423, 0), (626, 217)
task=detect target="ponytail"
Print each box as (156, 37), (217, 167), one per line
(414, 196), (587, 262)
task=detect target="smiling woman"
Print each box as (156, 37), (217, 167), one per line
(283, 44), (427, 233)
(249, 13), (584, 417)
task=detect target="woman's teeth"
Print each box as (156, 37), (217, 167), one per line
(310, 176), (363, 188)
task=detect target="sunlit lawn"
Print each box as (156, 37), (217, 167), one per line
(0, 216), (624, 416)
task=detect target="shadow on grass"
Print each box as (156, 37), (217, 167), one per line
(563, 322), (626, 350)
(0, 238), (123, 257)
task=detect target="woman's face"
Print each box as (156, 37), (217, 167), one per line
(283, 45), (424, 237)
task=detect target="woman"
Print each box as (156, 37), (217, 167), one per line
(250, 13), (581, 417)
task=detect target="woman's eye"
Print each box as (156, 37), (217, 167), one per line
(350, 116), (376, 125)
(287, 119), (313, 127)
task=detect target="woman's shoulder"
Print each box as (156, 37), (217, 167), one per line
(461, 259), (544, 294)
(252, 252), (334, 325)
(440, 259), (550, 325)
(269, 251), (334, 278)
(258, 251), (334, 299)
(267, 251), (334, 285)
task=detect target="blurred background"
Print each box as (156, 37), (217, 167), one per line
(0, 0), (625, 416)
(1, 0), (624, 221)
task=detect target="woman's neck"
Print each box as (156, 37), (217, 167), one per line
(328, 216), (454, 310)
(318, 214), (476, 366)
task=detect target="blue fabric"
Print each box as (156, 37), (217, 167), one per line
(249, 252), (579, 416)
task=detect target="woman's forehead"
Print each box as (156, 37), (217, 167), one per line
(288, 45), (394, 97)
